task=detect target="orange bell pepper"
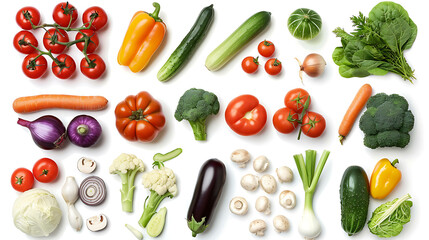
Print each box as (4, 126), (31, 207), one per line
(117, 2), (166, 73)
(370, 158), (401, 199)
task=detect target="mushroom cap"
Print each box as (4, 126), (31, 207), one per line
(231, 149), (251, 167)
(249, 219), (267, 236)
(255, 196), (271, 215)
(86, 214), (107, 232)
(273, 215), (290, 232)
(253, 156), (269, 173)
(279, 190), (296, 209)
(260, 174), (277, 194)
(229, 197), (249, 215)
(241, 174), (259, 191)
(276, 166), (293, 183)
(77, 157), (97, 174)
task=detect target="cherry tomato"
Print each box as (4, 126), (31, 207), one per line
(258, 40), (275, 57)
(273, 107), (299, 134)
(53, 2), (78, 27)
(16, 6), (40, 30)
(11, 168), (34, 192)
(301, 111), (326, 138)
(22, 53), (48, 79)
(82, 6), (108, 31)
(52, 54), (76, 79)
(43, 28), (69, 54)
(284, 88), (311, 114)
(80, 54), (106, 79)
(265, 58), (282, 75)
(32, 158), (59, 183)
(75, 30), (99, 53)
(225, 94), (267, 136)
(241, 56), (259, 74)
(13, 31), (38, 54)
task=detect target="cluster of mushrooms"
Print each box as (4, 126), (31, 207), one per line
(229, 149), (296, 236)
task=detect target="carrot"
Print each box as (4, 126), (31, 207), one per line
(13, 94), (108, 113)
(339, 84), (372, 144)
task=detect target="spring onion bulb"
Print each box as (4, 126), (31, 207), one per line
(294, 150), (330, 239)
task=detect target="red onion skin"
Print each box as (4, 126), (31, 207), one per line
(67, 115), (102, 148)
(17, 115), (66, 150)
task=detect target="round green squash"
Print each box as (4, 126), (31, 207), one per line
(287, 8), (322, 40)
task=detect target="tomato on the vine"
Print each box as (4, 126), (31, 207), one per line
(11, 168), (34, 192)
(83, 6), (108, 31)
(22, 53), (48, 79)
(265, 58), (282, 75)
(52, 54), (76, 79)
(53, 2), (78, 27)
(258, 40), (275, 57)
(241, 56), (259, 74)
(284, 88), (311, 114)
(13, 31), (38, 54)
(16, 6), (40, 30)
(301, 111), (326, 138)
(75, 30), (99, 53)
(32, 158), (59, 183)
(43, 28), (69, 54)
(273, 107), (299, 134)
(80, 54), (106, 79)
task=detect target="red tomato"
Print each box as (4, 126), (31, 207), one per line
(241, 56), (259, 74)
(22, 53), (48, 79)
(43, 28), (69, 54)
(265, 58), (282, 75)
(80, 54), (106, 79)
(258, 40), (275, 57)
(75, 30), (99, 53)
(82, 6), (108, 31)
(273, 107), (299, 134)
(33, 158), (59, 183)
(13, 31), (38, 54)
(11, 168), (34, 192)
(301, 112), (326, 138)
(225, 95), (267, 136)
(53, 2), (78, 27)
(16, 6), (40, 30)
(284, 88), (311, 114)
(52, 54), (76, 79)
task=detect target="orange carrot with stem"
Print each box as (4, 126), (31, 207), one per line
(13, 94), (108, 113)
(339, 84), (372, 144)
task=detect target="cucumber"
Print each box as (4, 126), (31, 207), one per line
(340, 166), (370, 236)
(146, 207), (167, 237)
(205, 11), (271, 71)
(288, 8), (322, 40)
(157, 5), (214, 82)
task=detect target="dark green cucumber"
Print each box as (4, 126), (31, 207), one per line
(340, 166), (370, 236)
(157, 4), (214, 82)
(205, 11), (271, 71)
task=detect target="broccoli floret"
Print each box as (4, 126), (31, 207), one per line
(376, 130), (402, 148)
(374, 102), (404, 132)
(359, 107), (377, 135)
(364, 134), (379, 149)
(396, 132), (410, 148)
(366, 93), (388, 108)
(175, 88), (220, 140)
(388, 94), (409, 111)
(400, 110), (415, 133)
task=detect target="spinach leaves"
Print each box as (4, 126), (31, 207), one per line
(332, 1), (417, 83)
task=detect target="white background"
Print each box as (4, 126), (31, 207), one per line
(0, 0), (425, 239)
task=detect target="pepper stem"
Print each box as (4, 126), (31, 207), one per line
(149, 2), (163, 22)
(391, 159), (399, 167)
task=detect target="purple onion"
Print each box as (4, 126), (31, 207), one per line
(17, 115), (66, 150)
(67, 115), (102, 147)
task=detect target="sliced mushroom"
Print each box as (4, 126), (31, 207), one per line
(86, 214), (107, 232)
(253, 156), (269, 173)
(249, 219), (267, 236)
(229, 197), (248, 215)
(77, 157), (97, 174)
(273, 215), (290, 233)
(241, 174), (259, 191)
(255, 196), (271, 215)
(276, 166), (293, 183)
(231, 149), (251, 168)
(279, 190), (296, 209)
(260, 174), (277, 194)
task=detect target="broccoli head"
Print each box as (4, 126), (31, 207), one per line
(175, 88), (220, 141)
(359, 93), (414, 149)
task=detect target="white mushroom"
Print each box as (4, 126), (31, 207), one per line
(273, 215), (290, 233)
(241, 174), (259, 191)
(279, 190), (296, 209)
(86, 214), (108, 232)
(229, 197), (248, 215)
(249, 219), (267, 236)
(260, 174), (277, 194)
(276, 166), (293, 183)
(231, 149), (251, 168)
(253, 156), (269, 173)
(255, 196), (271, 215)
(77, 157), (97, 174)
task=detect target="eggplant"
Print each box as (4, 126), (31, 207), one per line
(187, 159), (226, 237)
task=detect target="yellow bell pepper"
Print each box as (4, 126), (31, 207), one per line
(370, 158), (401, 199)
(117, 2), (166, 73)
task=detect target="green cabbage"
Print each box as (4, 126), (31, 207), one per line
(13, 188), (62, 237)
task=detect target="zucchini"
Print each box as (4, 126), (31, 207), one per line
(146, 207), (167, 237)
(157, 5), (214, 82)
(340, 166), (370, 236)
(205, 11), (271, 71)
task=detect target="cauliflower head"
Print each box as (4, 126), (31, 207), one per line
(142, 167), (178, 196)
(109, 153), (145, 174)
